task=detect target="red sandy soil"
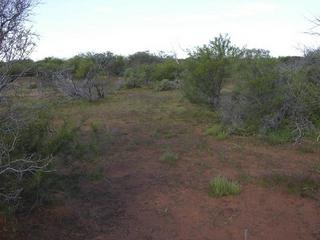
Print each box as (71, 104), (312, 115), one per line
(1, 90), (319, 240)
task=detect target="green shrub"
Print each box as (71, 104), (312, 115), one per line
(36, 57), (64, 73)
(67, 56), (95, 80)
(154, 79), (179, 91)
(0, 108), (51, 215)
(221, 57), (282, 133)
(0, 106), (78, 216)
(209, 176), (241, 197)
(4, 59), (36, 77)
(128, 51), (162, 67)
(182, 34), (241, 109)
(220, 49), (320, 142)
(124, 65), (150, 89)
(150, 60), (181, 82)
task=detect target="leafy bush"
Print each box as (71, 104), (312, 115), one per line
(88, 52), (126, 76)
(220, 48), (320, 142)
(209, 176), (241, 197)
(123, 66), (150, 88)
(0, 105), (77, 216)
(154, 79), (179, 91)
(182, 34), (241, 109)
(5, 60), (36, 77)
(67, 56), (95, 80)
(220, 57), (281, 133)
(150, 60), (181, 82)
(128, 51), (162, 67)
(36, 57), (65, 73)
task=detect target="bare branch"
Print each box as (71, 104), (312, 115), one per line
(0, 0), (37, 94)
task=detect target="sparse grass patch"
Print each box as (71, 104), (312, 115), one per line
(87, 167), (105, 182)
(262, 129), (293, 145)
(296, 142), (320, 154)
(297, 145), (316, 154)
(259, 174), (320, 198)
(171, 105), (218, 125)
(160, 152), (179, 166)
(90, 121), (103, 134)
(313, 163), (320, 174)
(205, 124), (229, 140)
(152, 127), (178, 139)
(209, 176), (241, 197)
(238, 173), (253, 184)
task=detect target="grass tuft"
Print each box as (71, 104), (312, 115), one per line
(205, 125), (229, 140)
(209, 176), (241, 197)
(160, 152), (179, 166)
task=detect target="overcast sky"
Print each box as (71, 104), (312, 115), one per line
(31, 0), (320, 60)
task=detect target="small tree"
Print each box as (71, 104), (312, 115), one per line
(0, 0), (37, 94)
(183, 34), (240, 109)
(0, 0), (53, 215)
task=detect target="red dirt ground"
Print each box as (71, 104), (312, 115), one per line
(1, 90), (320, 240)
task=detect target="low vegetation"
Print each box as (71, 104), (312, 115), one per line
(209, 176), (241, 197)
(205, 124), (229, 140)
(259, 174), (320, 198)
(160, 152), (179, 166)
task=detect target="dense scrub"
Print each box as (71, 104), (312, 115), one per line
(0, 104), (70, 216)
(182, 35), (320, 142)
(6, 41), (320, 142)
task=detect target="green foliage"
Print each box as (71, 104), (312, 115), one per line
(36, 57), (64, 74)
(123, 66), (148, 88)
(150, 60), (181, 82)
(88, 52), (126, 76)
(128, 51), (162, 67)
(182, 34), (240, 109)
(154, 79), (179, 91)
(263, 128), (293, 145)
(0, 110), (48, 214)
(205, 124), (229, 140)
(0, 105), (80, 216)
(230, 58), (282, 132)
(67, 56), (95, 80)
(209, 176), (241, 197)
(220, 48), (320, 142)
(5, 59), (35, 77)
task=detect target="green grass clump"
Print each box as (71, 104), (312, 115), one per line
(209, 176), (241, 197)
(160, 152), (179, 166)
(205, 125), (229, 140)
